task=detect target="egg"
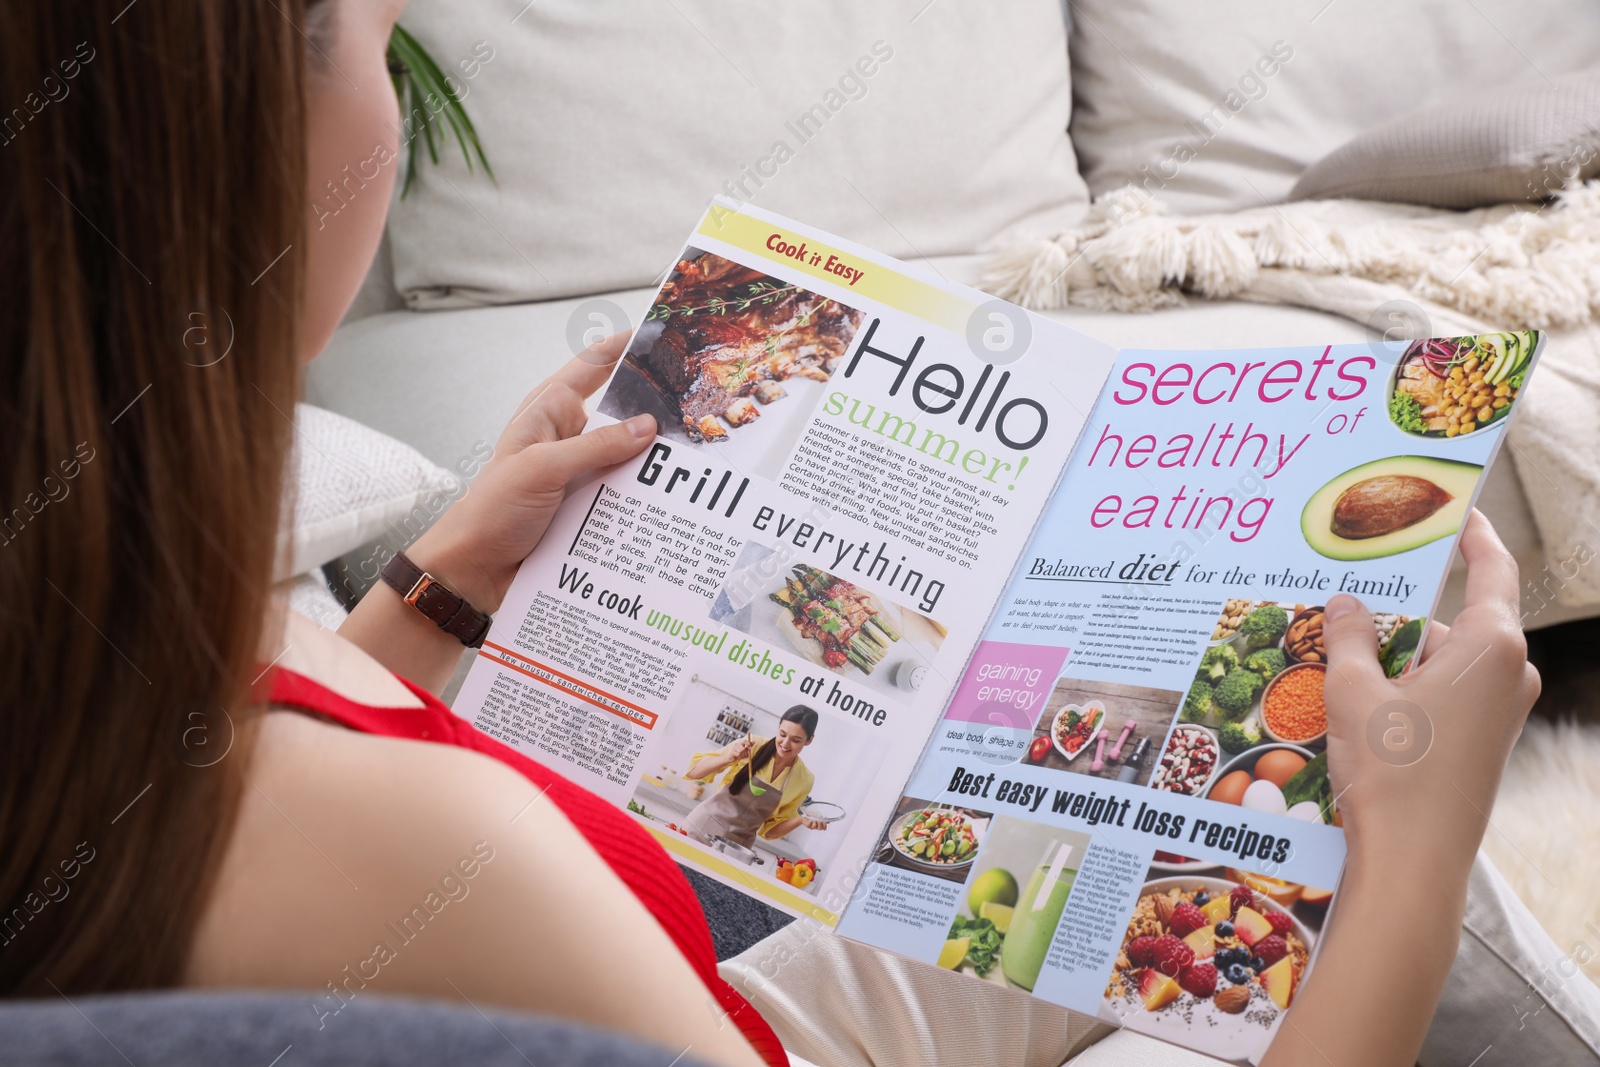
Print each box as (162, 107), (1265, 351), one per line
(1286, 801), (1324, 822)
(1241, 779), (1288, 816)
(1254, 749), (1308, 789)
(1208, 770), (1253, 806)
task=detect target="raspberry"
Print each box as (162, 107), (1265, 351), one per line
(1254, 934), (1290, 967)
(1178, 961), (1218, 998)
(1127, 935), (1160, 967)
(1229, 885), (1257, 914)
(1169, 901), (1207, 937)
(1266, 911), (1294, 937)
(1152, 934), (1195, 977)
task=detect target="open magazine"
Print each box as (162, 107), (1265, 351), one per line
(451, 199), (1541, 1063)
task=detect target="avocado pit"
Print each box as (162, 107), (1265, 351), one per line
(1330, 475), (1453, 540)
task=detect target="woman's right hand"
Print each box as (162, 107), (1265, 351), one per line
(1321, 509), (1539, 875)
(1264, 511), (1539, 1067)
(728, 737), (755, 761)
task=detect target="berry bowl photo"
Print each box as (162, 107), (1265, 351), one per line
(1102, 876), (1316, 1063)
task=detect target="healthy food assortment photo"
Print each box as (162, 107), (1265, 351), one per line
(1155, 598), (1426, 823)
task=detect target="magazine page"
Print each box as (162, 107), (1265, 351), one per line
(836, 332), (1542, 1061)
(451, 199), (1119, 923)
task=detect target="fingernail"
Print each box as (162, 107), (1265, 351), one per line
(625, 414), (655, 438)
(1325, 594), (1359, 620)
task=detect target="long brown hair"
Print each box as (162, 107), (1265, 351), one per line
(728, 706), (819, 796)
(0, 1), (320, 993)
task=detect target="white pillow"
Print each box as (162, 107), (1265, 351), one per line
(1066, 0), (1600, 215)
(278, 403), (459, 580)
(1290, 71), (1600, 208)
(386, 0), (1090, 307)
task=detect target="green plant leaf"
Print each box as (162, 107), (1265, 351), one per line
(387, 24), (494, 198)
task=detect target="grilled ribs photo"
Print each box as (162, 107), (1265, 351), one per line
(642, 253), (863, 441)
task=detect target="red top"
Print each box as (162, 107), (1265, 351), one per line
(267, 666), (786, 1067)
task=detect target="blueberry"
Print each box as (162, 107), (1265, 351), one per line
(1194, 891), (1211, 906)
(1249, 955), (1265, 971)
(1225, 963), (1251, 985)
(1215, 920), (1235, 938)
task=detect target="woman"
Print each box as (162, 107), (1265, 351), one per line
(682, 707), (830, 848)
(0, 2), (1575, 1066)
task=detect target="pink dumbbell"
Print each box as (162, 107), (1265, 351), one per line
(1108, 719), (1137, 760)
(1090, 729), (1111, 772)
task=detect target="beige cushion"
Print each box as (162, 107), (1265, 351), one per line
(277, 403), (457, 580)
(386, 0), (1089, 308)
(1066, 0), (1600, 215)
(1290, 71), (1600, 208)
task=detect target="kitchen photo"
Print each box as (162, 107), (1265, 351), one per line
(596, 247), (866, 482)
(627, 668), (885, 895)
(709, 542), (947, 699)
(1151, 596), (1425, 827)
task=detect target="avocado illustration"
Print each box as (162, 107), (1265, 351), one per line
(1301, 456), (1481, 561)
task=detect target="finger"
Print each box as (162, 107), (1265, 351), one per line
(533, 414), (657, 485)
(1321, 593), (1387, 689)
(1415, 619), (1450, 664)
(548, 332), (632, 398)
(1458, 510), (1521, 623)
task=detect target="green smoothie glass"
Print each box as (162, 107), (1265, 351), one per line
(1001, 842), (1077, 991)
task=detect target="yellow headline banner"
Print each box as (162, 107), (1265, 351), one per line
(696, 206), (975, 334)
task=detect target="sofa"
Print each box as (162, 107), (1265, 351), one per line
(304, 0), (1600, 634)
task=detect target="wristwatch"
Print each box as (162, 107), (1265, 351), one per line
(379, 551), (492, 649)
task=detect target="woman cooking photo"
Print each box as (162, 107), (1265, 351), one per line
(682, 707), (831, 848)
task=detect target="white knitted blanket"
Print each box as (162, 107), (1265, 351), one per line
(985, 185), (1600, 608)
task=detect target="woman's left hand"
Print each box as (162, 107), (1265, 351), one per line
(407, 334), (656, 615)
(799, 817), (829, 831)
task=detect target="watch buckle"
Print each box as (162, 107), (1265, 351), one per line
(403, 573), (438, 606)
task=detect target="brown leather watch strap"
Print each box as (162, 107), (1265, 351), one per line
(379, 551), (492, 650)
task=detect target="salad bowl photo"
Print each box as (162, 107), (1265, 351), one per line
(1386, 332), (1534, 440)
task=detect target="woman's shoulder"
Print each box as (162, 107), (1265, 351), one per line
(187, 708), (552, 985)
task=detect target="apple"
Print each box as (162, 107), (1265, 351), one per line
(1300, 886), (1333, 909)
(1234, 906), (1274, 947)
(1183, 924), (1216, 959)
(1136, 967), (1181, 1011)
(1201, 894), (1232, 925)
(1262, 955), (1296, 1009)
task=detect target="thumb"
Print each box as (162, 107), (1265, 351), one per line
(1321, 593), (1386, 690)
(536, 414), (656, 484)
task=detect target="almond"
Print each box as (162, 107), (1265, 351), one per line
(1155, 894), (1177, 929)
(1215, 986), (1250, 1014)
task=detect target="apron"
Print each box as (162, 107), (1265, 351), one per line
(682, 759), (791, 849)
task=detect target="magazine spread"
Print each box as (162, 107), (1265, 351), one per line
(834, 334), (1539, 1060)
(450, 199), (1542, 1063)
(452, 198), (1120, 925)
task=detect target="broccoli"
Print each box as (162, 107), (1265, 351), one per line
(1196, 644), (1239, 684)
(1181, 685), (1214, 724)
(1242, 647), (1287, 681)
(1239, 605), (1289, 652)
(1217, 721), (1261, 754)
(1213, 668), (1264, 720)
